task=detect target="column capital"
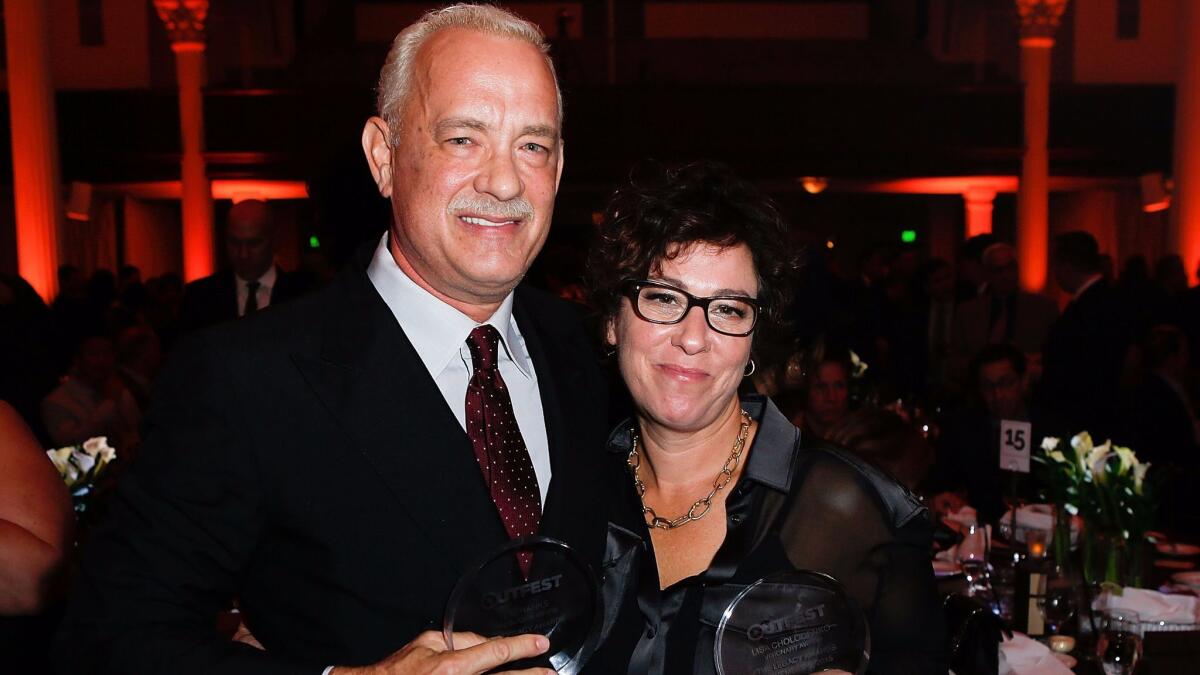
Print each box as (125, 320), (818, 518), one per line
(1015, 0), (1069, 44)
(153, 0), (209, 49)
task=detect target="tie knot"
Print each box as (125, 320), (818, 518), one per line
(466, 324), (502, 371)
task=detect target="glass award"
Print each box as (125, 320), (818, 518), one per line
(443, 536), (601, 675)
(714, 570), (870, 675)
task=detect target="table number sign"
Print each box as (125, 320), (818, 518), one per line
(999, 420), (1032, 473)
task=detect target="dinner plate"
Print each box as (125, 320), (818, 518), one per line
(932, 559), (961, 578)
(1156, 541), (1200, 556)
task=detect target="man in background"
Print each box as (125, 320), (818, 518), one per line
(1038, 231), (1132, 441)
(178, 199), (308, 332)
(950, 242), (1058, 385)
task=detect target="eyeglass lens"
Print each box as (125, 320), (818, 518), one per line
(635, 285), (756, 335)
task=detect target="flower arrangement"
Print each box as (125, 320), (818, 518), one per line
(1036, 432), (1156, 588)
(46, 436), (117, 514)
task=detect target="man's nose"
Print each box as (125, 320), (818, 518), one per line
(473, 149), (523, 203)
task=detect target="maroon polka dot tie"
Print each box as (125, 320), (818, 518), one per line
(465, 325), (541, 575)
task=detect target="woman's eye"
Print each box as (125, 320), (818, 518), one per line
(713, 303), (746, 318)
(645, 292), (680, 305)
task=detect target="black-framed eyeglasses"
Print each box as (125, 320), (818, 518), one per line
(621, 279), (759, 337)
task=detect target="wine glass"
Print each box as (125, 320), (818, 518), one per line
(1096, 608), (1142, 675)
(956, 522), (990, 597)
(1039, 577), (1076, 635)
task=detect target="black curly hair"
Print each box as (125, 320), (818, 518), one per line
(586, 160), (796, 345)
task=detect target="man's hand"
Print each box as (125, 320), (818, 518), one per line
(331, 631), (554, 675)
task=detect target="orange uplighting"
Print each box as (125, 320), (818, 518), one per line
(7, 0), (62, 302)
(964, 187), (997, 237)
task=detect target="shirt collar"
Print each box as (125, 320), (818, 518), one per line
(1073, 273), (1103, 300)
(366, 233), (533, 379)
(605, 392), (799, 495)
(237, 265), (276, 290)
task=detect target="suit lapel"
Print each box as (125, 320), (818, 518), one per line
(513, 291), (606, 567)
(292, 270), (508, 575)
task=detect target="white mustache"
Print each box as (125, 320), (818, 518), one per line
(447, 196), (533, 222)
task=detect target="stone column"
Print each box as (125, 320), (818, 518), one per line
(154, 0), (214, 282)
(1172, 0), (1200, 284)
(4, 0), (62, 301)
(1015, 0), (1068, 292)
(963, 186), (997, 238)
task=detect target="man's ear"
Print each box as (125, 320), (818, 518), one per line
(362, 116), (394, 197)
(554, 140), (565, 192)
(605, 315), (617, 347)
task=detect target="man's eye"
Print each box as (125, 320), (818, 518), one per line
(522, 142), (548, 153)
(447, 137), (472, 146)
(645, 292), (680, 305)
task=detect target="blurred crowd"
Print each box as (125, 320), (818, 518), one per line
(3, 222), (1200, 537)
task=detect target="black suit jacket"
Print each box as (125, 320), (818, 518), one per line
(54, 254), (612, 674)
(178, 267), (309, 333)
(1128, 374), (1197, 467)
(1036, 281), (1131, 441)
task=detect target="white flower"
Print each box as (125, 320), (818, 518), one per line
(1134, 462), (1150, 494)
(1113, 445), (1137, 475)
(1071, 431), (1094, 457)
(849, 350), (868, 378)
(47, 447), (73, 476)
(81, 436), (116, 464)
(1048, 450), (1068, 465)
(1086, 440), (1112, 477)
(71, 449), (96, 479)
(1042, 436), (1061, 452)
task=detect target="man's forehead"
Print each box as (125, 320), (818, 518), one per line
(410, 28), (559, 123)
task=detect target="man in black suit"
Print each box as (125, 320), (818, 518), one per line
(55, 5), (611, 674)
(926, 343), (1039, 525)
(178, 198), (308, 333)
(1036, 231), (1132, 442)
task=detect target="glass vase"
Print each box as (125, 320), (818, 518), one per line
(1053, 503), (1072, 571)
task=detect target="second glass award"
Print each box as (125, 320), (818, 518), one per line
(714, 569), (870, 675)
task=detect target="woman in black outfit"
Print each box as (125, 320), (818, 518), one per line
(586, 161), (946, 674)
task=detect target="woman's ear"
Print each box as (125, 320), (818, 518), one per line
(605, 316), (617, 347)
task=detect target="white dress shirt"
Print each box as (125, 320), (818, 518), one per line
(365, 233), (552, 503)
(235, 265), (277, 317)
(1071, 273), (1103, 301)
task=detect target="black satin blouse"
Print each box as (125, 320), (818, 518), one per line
(588, 395), (948, 675)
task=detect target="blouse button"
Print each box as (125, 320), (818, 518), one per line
(729, 513), (744, 525)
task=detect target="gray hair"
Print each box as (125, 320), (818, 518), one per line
(376, 3), (563, 146)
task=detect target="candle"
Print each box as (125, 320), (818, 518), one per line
(1048, 635), (1075, 653)
(1027, 529), (1048, 559)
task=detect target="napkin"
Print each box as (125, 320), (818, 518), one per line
(1101, 588), (1199, 625)
(1001, 504), (1081, 545)
(998, 633), (1074, 675)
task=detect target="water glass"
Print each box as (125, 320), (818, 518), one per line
(957, 523), (990, 597)
(1096, 608), (1142, 675)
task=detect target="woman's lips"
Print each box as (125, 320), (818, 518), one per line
(657, 363), (709, 380)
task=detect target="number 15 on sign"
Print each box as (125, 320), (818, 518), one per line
(1000, 420), (1032, 473)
